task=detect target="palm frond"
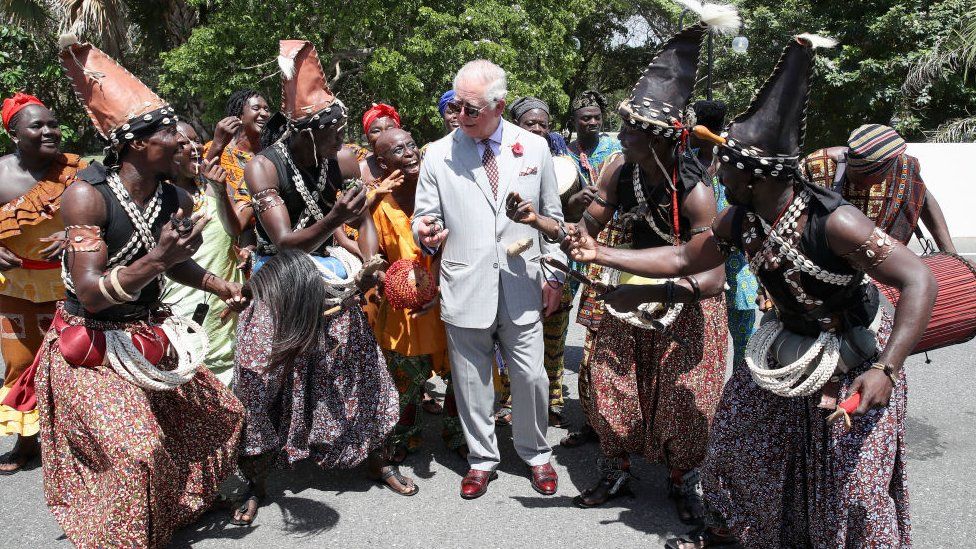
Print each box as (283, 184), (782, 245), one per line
(925, 115), (976, 143)
(0, 0), (54, 29)
(904, 6), (976, 95)
(56, 0), (129, 55)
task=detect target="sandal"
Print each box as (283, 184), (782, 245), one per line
(373, 465), (420, 497)
(665, 526), (743, 549)
(559, 423), (598, 448)
(548, 408), (568, 429)
(669, 469), (706, 525)
(493, 407), (512, 426)
(0, 450), (38, 475)
(572, 459), (633, 508)
(422, 392), (443, 415)
(229, 483), (265, 526)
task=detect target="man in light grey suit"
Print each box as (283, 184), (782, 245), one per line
(413, 60), (567, 499)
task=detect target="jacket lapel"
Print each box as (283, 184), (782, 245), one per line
(453, 131), (497, 211)
(496, 120), (522, 205)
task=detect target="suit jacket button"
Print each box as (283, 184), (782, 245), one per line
(493, 263), (498, 269)
(497, 236), (501, 242)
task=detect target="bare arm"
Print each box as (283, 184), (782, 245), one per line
(578, 154), (624, 236)
(918, 190), (956, 254)
(62, 183), (206, 313)
(244, 155), (366, 252)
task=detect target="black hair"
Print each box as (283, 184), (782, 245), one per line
(225, 89), (264, 118)
(692, 100), (728, 133)
(245, 248), (331, 369)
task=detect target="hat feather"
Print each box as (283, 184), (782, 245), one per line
(674, 0), (741, 35)
(277, 55), (296, 80)
(796, 33), (838, 49)
(58, 33), (79, 50)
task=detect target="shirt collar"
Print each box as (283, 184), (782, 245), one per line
(485, 119), (504, 145)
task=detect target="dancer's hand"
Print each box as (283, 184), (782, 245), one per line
(218, 281), (249, 312)
(0, 246), (22, 271)
(331, 183), (368, 225)
(154, 208), (209, 266)
(374, 169), (404, 195)
(210, 116), (242, 154)
(39, 231), (67, 261)
(567, 186), (598, 211)
(848, 368), (894, 416)
(600, 284), (647, 313)
(417, 216), (449, 249)
(564, 224), (597, 263)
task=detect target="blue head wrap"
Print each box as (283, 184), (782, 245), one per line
(437, 90), (456, 117)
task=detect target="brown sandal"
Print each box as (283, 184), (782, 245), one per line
(559, 424), (598, 448)
(665, 527), (743, 549)
(373, 465), (420, 497)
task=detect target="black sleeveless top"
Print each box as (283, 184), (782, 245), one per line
(64, 163), (181, 321)
(615, 152), (707, 249)
(255, 143), (343, 255)
(726, 183), (877, 336)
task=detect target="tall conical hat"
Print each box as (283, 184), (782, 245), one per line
(277, 40), (345, 128)
(58, 34), (176, 147)
(706, 34), (837, 180)
(619, 0), (740, 140)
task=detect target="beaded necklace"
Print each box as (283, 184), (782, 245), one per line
(275, 140), (331, 230)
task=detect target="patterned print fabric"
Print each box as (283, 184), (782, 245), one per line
(203, 142), (254, 208)
(702, 314), (910, 547)
(233, 300), (399, 469)
(0, 295), (53, 435)
(384, 350), (465, 451)
(567, 134), (622, 186)
(802, 150), (926, 245)
(35, 305), (244, 549)
(586, 296), (728, 470)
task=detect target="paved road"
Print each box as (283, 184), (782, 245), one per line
(2, 316), (974, 548)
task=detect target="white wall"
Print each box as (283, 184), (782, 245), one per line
(906, 143), (976, 238)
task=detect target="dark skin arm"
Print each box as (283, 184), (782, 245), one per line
(918, 190), (956, 253)
(578, 154), (625, 236)
(198, 155), (252, 237)
(567, 181), (726, 310)
(826, 205), (937, 414)
(244, 154), (375, 256)
(62, 182), (209, 313)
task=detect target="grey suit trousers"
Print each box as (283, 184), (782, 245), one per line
(444, 284), (552, 471)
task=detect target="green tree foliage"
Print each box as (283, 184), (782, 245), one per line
(160, 0), (591, 143)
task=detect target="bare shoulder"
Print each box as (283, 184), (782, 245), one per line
(824, 204), (876, 255)
(62, 180), (107, 225)
(243, 153), (277, 192)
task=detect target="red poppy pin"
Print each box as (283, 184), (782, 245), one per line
(511, 142), (524, 157)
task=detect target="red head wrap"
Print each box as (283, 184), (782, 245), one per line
(362, 103), (401, 133)
(2, 92), (45, 131)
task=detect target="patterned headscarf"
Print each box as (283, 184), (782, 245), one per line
(847, 124), (907, 177)
(362, 103), (401, 133)
(437, 90), (455, 117)
(509, 96), (549, 121)
(571, 90), (607, 113)
(2, 92), (45, 131)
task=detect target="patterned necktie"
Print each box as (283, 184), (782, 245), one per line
(481, 138), (499, 198)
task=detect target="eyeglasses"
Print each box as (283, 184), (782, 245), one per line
(447, 100), (490, 119)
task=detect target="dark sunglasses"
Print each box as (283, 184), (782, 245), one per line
(447, 100), (490, 119)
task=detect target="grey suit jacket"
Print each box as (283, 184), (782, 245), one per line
(412, 120), (567, 330)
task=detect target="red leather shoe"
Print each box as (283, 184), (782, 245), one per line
(530, 462), (558, 495)
(460, 469), (498, 500)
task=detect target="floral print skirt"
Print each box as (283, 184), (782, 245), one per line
(233, 300), (398, 469)
(586, 295), (728, 470)
(702, 313), (911, 547)
(35, 304), (244, 549)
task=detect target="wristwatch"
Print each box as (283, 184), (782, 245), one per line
(870, 362), (898, 385)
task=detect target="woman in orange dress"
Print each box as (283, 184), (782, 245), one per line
(0, 93), (85, 473)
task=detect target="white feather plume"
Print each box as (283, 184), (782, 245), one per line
(58, 33), (79, 50)
(277, 55), (296, 80)
(795, 33), (838, 49)
(674, 0), (741, 35)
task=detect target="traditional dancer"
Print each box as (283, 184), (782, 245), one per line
(802, 123), (956, 252)
(232, 39), (404, 525)
(567, 33), (935, 548)
(31, 36), (247, 548)
(367, 127), (467, 460)
(0, 93), (85, 473)
(516, 5), (736, 522)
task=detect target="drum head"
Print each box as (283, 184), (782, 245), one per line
(553, 156), (580, 196)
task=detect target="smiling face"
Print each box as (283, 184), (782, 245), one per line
(126, 122), (188, 179)
(375, 128), (420, 180)
(454, 78), (505, 141)
(517, 108), (550, 139)
(10, 104), (61, 161)
(573, 106), (603, 138)
(174, 121), (202, 179)
(241, 94), (270, 136)
(442, 102), (460, 133)
(366, 116), (399, 149)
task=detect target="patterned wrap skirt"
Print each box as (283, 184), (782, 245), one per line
(233, 300), (399, 469)
(35, 304), (244, 549)
(702, 313), (911, 547)
(586, 295), (728, 470)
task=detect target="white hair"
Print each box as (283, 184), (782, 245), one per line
(453, 59), (508, 106)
